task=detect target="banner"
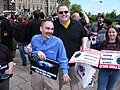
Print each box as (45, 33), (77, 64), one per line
(69, 49), (120, 69)
(69, 49), (101, 67)
(31, 54), (59, 80)
(99, 50), (120, 69)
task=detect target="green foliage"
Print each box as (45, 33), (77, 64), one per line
(64, 0), (71, 5)
(57, 0), (70, 5)
(57, 0), (119, 22)
(70, 4), (82, 14)
(57, 0), (63, 4)
(87, 12), (97, 22)
(106, 10), (116, 20)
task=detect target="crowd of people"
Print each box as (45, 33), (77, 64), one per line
(0, 3), (120, 90)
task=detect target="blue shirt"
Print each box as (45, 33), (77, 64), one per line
(31, 34), (69, 74)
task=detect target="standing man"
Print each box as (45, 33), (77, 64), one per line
(89, 14), (104, 49)
(1, 12), (13, 52)
(26, 10), (42, 43)
(53, 3), (88, 90)
(14, 16), (28, 66)
(0, 43), (14, 90)
(31, 19), (71, 90)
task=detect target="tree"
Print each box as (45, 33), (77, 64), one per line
(57, 0), (70, 5)
(64, 0), (71, 5)
(70, 4), (82, 14)
(87, 12), (97, 22)
(57, 0), (63, 4)
(106, 10), (116, 21)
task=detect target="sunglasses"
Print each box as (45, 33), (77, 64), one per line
(58, 11), (69, 14)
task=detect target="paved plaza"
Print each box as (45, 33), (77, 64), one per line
(9, 49), (120, 90)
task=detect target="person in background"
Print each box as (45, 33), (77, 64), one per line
(10, 15), (18, 58)
(23, 15), (29, 25)
(26, 10), (42, 43)
(71, 11), (90, 27)
(97, 26), (120, 90)
(85, 20), (93, 35)
(115, 20), (120, 32)
(71, 12), (90, 35)
(89, 14), (105, 49)
(71, 12), (81, 21)
(31, 19), (71, 90)
(0, 43), (14, 90)
(39, 12), (45, 20)
(52, 13), (58, 21)
(79, 11), (90, 27)
(1, 12), (13, 52)
(13, 16), (28, 66)
(95, 18), (112, 44)
(53, 3), (88, 90)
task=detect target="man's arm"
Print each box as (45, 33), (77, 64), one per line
(81, 11), (89, 24)
(5, 61), (14, 74)
(82, 37), (88, 49)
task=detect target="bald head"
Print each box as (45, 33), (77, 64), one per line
(71, 12), (80, 21)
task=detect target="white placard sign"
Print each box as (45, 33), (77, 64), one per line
(74, 63), (96, 88)
(69, 49), (101, 67)
(99, 50), (120, 69)
(69, 49), (120, 69)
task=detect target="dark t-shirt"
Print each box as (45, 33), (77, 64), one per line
(53, 19), (87, 60)
(98, 41), (120, 51)
(0, 44), (13, 64)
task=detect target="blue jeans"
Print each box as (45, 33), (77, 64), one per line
(18, 42), (27, 65)
(97, 69), (120, 90)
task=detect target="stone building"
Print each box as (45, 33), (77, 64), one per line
(0, 0), (57, 16)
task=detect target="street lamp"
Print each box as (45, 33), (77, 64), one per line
(46, 0), (49, 16)
(10, 0), (15, 15)
(11, 0), (15, 4)
(7, 0), (10, 10)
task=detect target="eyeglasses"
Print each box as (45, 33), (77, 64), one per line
(58, 11), (69, 14)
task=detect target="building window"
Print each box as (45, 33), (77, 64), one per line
(19, 3), (21, 9)
(28, 4), (30, 9)
(23, 3), (25, 9)
(37, 5), (39, 10)
(33, 5), (35, 10)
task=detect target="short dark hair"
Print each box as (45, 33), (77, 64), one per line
(4, 12), (11, 17)
(40, 19), (53, 27)
(104, 18), (112, 26)
(18, 16), (24, 23)
(33, 10), (40, 19)
(57, 3), (69, 13)
(97, 13), (104, 18)
(79, 12), (83, 17)
(40, 12), (44, 19)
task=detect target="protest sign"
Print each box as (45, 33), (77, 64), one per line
(69, 49), (101, 67)
(30, 54), (59, 80)
(69, 49), (120, 69)
(99, 50), (120, 69)
(74, 63), (96, 88)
